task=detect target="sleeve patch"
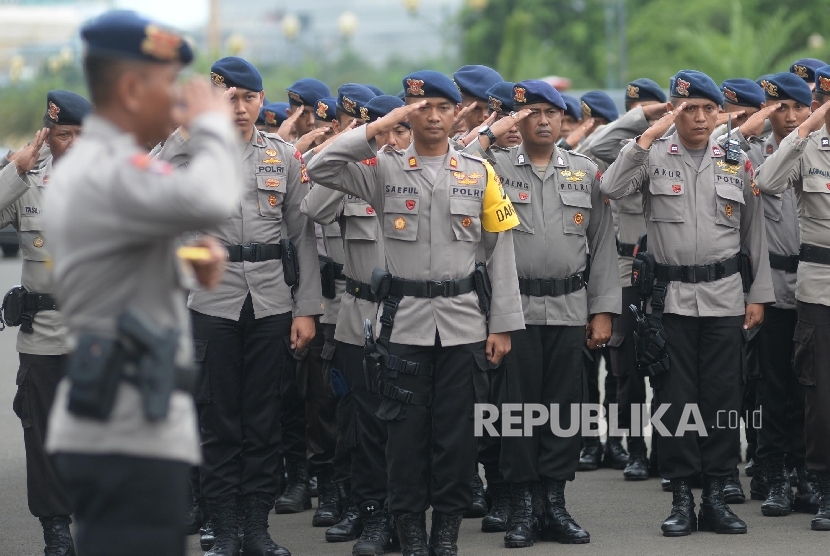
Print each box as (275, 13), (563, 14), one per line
(361, 157), (378, 166)
(130, 154), (172, 175)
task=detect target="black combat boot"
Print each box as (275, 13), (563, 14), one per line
(313, 469), (342, 527)
(396, 512), (429, 556)
(428, 512), (463, 556)
(750, 458), (769, 500)
(503, 482), (537, 548)
(812, 471), (830, 531)
(540, 478), (590, 544)
(577, 437), (602, 471)
(531, 481), (544, 531)
(481, 482), (512, 533)
(623, 437), (649, 481)
(242, 494), (290, 556)
(661, 478), (696, 536)
(326, 482), (363, 542)
(352, 500), (394, 556)
(793, 465), (821, 514)
(603, 436), (629, 470)
(761, 455), (793, 516)
(200, 518), (216, 551)
(661, 478), (672, 492)
(206, 496), (242, 556)
(41, 517), (75, 556)
(722, 468), (746, 504)
(698, 475), (747, 534)
(274, 458), (311, 514)
(465, 474), (488, 518)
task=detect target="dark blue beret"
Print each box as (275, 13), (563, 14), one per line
(364, 95), (409, 128)
(626, 78), (666, 103)
(337, 84), (376, 119)
(287, 78), (331, 107)
(560, 94), (581, 121)
(580, 90), (618, 122)
(453, 65), (503, 101)
(363, 84), (385, 96)
(485, 82), (514, 114)
(210, 57), (262, 92)
(791, 58), (827, 83)
(81, 10), (193, 64)
(816, 65), (830, 96)
(261, 102), (290, 127)
(314, 97), (337, 122)
(671, 70), (723, 106)
(45, 90), (91, 126)
(403, 70), (461, 104)
(721, 78), (765, 108)
(764, 72), (812, 107)
(513, 80), (566, 111)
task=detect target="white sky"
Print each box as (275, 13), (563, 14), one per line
(115, 0), (209, 30)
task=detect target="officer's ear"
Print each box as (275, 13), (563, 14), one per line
(812, 99), (823, 112)
(453, 103), (461, 118)
(258, 91), (265, 108)
(331, 120), (341, 134)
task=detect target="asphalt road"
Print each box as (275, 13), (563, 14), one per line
(0, 255), (826, 555)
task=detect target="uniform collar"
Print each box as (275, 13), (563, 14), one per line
(818, 124), (830, 151)
(512, 144), (568, 168)
(763, 134), (779, 157)
(403, 140), (459, 171)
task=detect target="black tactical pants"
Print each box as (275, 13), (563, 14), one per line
(473, 361), (506, 486)
(53, 453), (189, 556)
(500, 325), (585, 483)
(332, 342), (388, 505)
(382, 338), (484, 516)
(304, 322), (338, 476)
(191, 295), (293, 499)
(610, 288), (648, 454)
(793, 302), (830, 472)
(756, 306), (805, 461)
(656, 314), (743, 479)
(12, 353), (72, 518)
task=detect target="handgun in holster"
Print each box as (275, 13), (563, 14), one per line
(281, 239), (299, 288)
(739, 246), (753, 294)
(363, 319), (384, 394)
(319, 255), (337, 299)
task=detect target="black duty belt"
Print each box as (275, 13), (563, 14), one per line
(227, 243), (282, 263)
(345, 277), (378, 303)
(769, 252), (799, 273)
(654, 254), (740, 283)
(617, 241), (637, 258)
(388, 274), (477, 299)
(24, 292), (57, 312)
(519, 273), (585, 297)
(799, 243), (830, 266)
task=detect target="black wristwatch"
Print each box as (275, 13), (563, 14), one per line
(479, 125), (497, 144)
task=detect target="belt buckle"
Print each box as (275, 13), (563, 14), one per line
(428, 280), (445, 297)
(682, 265), (696, 283)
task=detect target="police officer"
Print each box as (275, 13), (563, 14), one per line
(579, 90), (619, 143)
(44, 10), (238, 555)
(302, 94), (411, 555)
(602, 69), (775, 537)
(262, 101), (291, 134)
(286, 78), (332, 138)
(755, 65), (830, 531)
(790, 58), (828, 96)
(556, 94), (585, 149)
(192, 56), (322, 556)
(307, 70), (525, 556)
(453, 65), (504, 146)
(0, 90), (89, 556)
(471, 80), (620, 547)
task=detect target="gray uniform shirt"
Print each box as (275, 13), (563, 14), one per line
(755, 126), (830, 308)
(306, 127), (525, 346)
(0, 160), (68, 355)
(601, 133), (775, 316)
(187, 130), (323, 320)
(44, 113), (241, 464)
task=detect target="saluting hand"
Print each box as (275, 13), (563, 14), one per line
(739, 103), (781, 138)
(294, 127), (332, 154)
(457, 111), (496, 148)
(475, 109), (532, 151)
(366, 101), (426, 139)
(449, 102), (477, 138)
(312, 119), (359, 156)
(175, 78), (236, 129)
(276, 106), (302, 142)
(291, 316), (316, 351)
(13, 128), (49, 176)
(716, 110), (744, 127)
(798, 100), (830, 138)
(639, 103), (686, 149)
(564, 117), (596, 149)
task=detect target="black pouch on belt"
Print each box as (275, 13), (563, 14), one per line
(631, 252), (655, 297)
(281, 239), (299, 287)
(739, 246), (753, 294)
(473, 262), (492, 315)
(319, 255), (336, 299)
(66, 335), (126, 420)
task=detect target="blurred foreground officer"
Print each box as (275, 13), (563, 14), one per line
(1, 90), (90, 556)
(44, 10), (239, 556)
(194, 56), (322, 556)
(306, 70), (525, 556)
(471, 80), (620, 547)
(755, 65), (830, 531)
(602, 70), (774, 537)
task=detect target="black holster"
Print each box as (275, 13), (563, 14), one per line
(473, 262), (492, 315)
(631, 252), (655, 297)
(319, 255), (337, 299)
(281, 239), (299, 287)
(739, 246), (753, 294)
(363, 319), (383, 395)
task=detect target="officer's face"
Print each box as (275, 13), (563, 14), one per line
(288, 105), (316, 136)
(338, 113), (364, 130)
(315, 118), (339, 144)
(672, 98), (719, 148)
(131, 63), (182, 147)
(406, 97), (458, 144)
(813, 94), (830, 128)
(47, 123), (81, 161)
(461, 94), (490, 130)
(519, 103), (563, 147)
(228, 88), (264, 139)
(724, 102), (758, 127)
(375, 124), (412, 152)
(559, 115), (580, 140)
(492, 112), (522, 147)
(768, 99), (811, 143)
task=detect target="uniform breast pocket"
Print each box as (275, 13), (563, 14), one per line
(18, 215), (49, 262)
(506, 187), (534, 234)
(559, 190), (592, 236)
(383, 196), (419, 241)
(256, 175), (286, 220)
(647, 179), (685, 223)
(342, 202), (379, 241)
(801, 175), (830, 220)
(762, 193), (783, 222)
(449, 197), (482, 242)
(714, 182), (744, 229)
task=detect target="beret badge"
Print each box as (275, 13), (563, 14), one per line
(675, 78), (691, 96)
(406, 78), (425, 96)
(265, 111), (277, 125)
(820, 76), (830, 93)
(360, 106), (370, 121)
(723, 88), (738, 103)
(793, 65), (809, 78)
(288, 91), (303, 104)
(581, 100), (592, 117)
(627, 85), (640, 99)
(211, 72), (226, 87)
(513, 87), (526, 103)
(316, 101), (328, 119)
(342, 96), (357, 115)
(765, 81), (779, 97)
(140, 25), (182, 62)
(47, 102), (61, 122)
(488, 96), (502, 112)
